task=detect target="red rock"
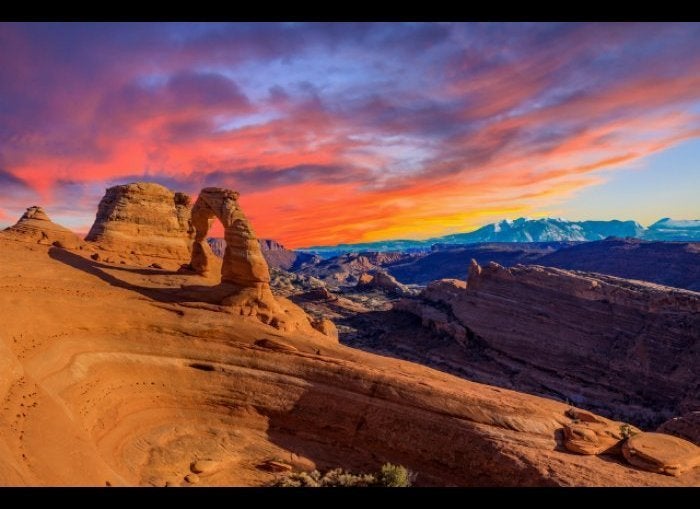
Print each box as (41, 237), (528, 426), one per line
(2, 206), (82, 249)
(657, 412), (700, 446)
(622, 432), (700, 476)
(398, 261), (700, 426)
(85, 183), (193, 268)
(311, 318), (339, 340)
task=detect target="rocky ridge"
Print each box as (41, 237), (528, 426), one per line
(396, 261), (700, 428)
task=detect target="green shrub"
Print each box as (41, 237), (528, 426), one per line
(620, 423), (637, 439)
(377, 463), (412, 487)
(270, 463), (414, 487)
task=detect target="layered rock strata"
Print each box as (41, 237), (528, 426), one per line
(85, 183), (193, 268)
(2, 206), (82, 249)
(396, 261), (700, 427)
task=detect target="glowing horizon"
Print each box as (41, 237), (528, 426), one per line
(1, 22), (699, 248)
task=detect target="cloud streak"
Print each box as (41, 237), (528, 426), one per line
(0, 22), (699, 245)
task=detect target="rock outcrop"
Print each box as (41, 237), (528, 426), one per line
(207, 238), (318, 271)
(622, 433), (700, 476)
(295, 252), (414, 288)
(355, 270), (418, 297)
(85, 183), (193, 268)
(2, 206), (82, 249)
(188, 187), (337, 338)
(396, 262), (700, 427)
(190, 188), (269, 287)
(658, 413), (700, 446)
(310, 317), (339, 340)
(562, 409), (640, 455)
(386, 239), (700, 292)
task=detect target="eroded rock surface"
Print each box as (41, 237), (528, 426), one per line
(355, 270), (418, 297)
(187, 187), (337, 338)
(85, 183), (193, 268)
(2, 206), (82, 249)
(397, 262), (700, 427)
(658, 412), (700, 446)
(190, 188), (269, 287)
(622, 433), (700, 476)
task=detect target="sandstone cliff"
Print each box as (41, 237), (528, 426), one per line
(396, 261), (700, 428)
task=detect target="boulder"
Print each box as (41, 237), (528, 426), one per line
(190, 459), (218, 475)
(622, 432), (700, 476)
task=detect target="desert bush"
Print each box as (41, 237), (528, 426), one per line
(271, 463), (414, 487)
(620, 423), (637, 439)
(377, 463), (413, 487)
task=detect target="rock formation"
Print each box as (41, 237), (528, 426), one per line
(2, 206), (82, 249)
(355, 270), (418, 297)
(207, 238), (318, 271)
(190, 188), (269, 287)
(187, 187), (337, 338)
(658, 412), (700, 445)
(2, 236), (698, 486)
(85, 182), (193, 268)
(310, 317), (339, 340)
(622, 433), (700, 476)
(295, 252), (413, 288)
(396, 262), (700, 427)
(562, 408), (640, 455)
(385, 239), (700, 292)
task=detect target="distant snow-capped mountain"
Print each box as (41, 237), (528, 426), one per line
(300, 217), (698, 257)
(642, 218), (700, 241)
(437, 218), (645, 244)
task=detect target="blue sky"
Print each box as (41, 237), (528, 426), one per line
(0, 22), (698, 246)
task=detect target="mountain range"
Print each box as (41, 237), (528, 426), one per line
(300, 217), (700, 257)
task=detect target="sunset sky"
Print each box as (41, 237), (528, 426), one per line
(1, 22), (699, 248)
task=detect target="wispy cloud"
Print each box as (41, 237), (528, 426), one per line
(0, 22), (698, 246)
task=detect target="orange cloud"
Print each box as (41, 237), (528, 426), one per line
(2, 23), (699, 247)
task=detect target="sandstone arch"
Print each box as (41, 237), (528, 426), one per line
(188, 187), (335, 337)
(190, 187), (270, 287)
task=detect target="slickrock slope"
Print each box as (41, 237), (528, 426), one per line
(1, 238), (696, 486)
(85, 183), (193, 269)
(396, 262), (700, 428)
(2, 206), (82, 249)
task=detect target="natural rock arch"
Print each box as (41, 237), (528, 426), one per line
(190, 187), (270, 288)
